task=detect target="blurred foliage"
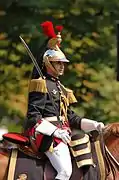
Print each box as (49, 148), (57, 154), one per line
(0, 0), (119, 131)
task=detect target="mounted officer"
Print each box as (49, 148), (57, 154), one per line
(24, 21), (104, 180)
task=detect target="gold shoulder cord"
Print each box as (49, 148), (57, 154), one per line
(59, 84), (77, 121)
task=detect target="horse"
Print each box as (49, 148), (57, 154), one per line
(0, 123), (119, 180)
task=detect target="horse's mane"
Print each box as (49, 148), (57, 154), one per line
(104, 122), (119, 140)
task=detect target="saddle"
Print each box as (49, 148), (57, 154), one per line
(2, 132), (44, 159)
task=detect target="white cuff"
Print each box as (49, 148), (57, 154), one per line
(81, 118), (104, 132)
(35, 119), (57, 136)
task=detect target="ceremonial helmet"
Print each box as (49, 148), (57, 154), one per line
(40, 21), (69, 74)
(31, 21), (69, 79)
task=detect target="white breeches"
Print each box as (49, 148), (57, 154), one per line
(45, 142), (72, 180)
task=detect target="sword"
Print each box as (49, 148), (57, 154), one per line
(19, 36), (44, 79)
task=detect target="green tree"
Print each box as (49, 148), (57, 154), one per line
(1, 0), (119, 130)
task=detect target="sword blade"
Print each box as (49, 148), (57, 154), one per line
(19, 36), (43, 78)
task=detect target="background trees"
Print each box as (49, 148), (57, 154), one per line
(0, 0), (119, 131)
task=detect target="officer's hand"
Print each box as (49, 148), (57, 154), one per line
(96, 122), (105, 132)
(53, 129), (71, 144)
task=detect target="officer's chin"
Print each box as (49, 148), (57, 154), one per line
(58, 71), (64, 76)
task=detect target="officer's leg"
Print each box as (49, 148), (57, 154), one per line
(45, 142), (72, 180)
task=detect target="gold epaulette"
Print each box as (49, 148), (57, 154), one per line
(60, 84), (77, 104)
(28, 77), (48, 93)
(66, 88), (77, 104)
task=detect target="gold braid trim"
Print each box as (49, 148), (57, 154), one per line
(7, 149), (18, 180)
(94, 140), (106, 180)
(28, 77), (48, 93)
(60, 98), (68, 120)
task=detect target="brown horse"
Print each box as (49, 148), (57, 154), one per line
(0, 123), (119, 180)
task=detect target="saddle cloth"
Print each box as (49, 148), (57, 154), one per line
(7, 149), (55, 180)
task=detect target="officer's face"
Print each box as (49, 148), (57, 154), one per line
(52, 61), (65, 76)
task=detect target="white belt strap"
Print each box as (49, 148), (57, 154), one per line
(43, 116), (65, 122)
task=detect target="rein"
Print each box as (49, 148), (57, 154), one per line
(105, 146), (119, 167)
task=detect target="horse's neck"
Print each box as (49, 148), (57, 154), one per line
(105, 146), (119, 168)
(105, 146), (119, 180)
(105, 135), (119, 163)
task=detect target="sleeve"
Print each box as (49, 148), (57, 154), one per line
(26, 91), (47, 128)
(67, 106), (82, 129)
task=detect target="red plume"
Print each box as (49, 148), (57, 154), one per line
(55, 25), (63, 32)
(40, 21), (56, 38)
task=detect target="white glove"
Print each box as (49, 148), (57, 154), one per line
(53, 129), (71, 144)
(81, 118), (104, 132)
